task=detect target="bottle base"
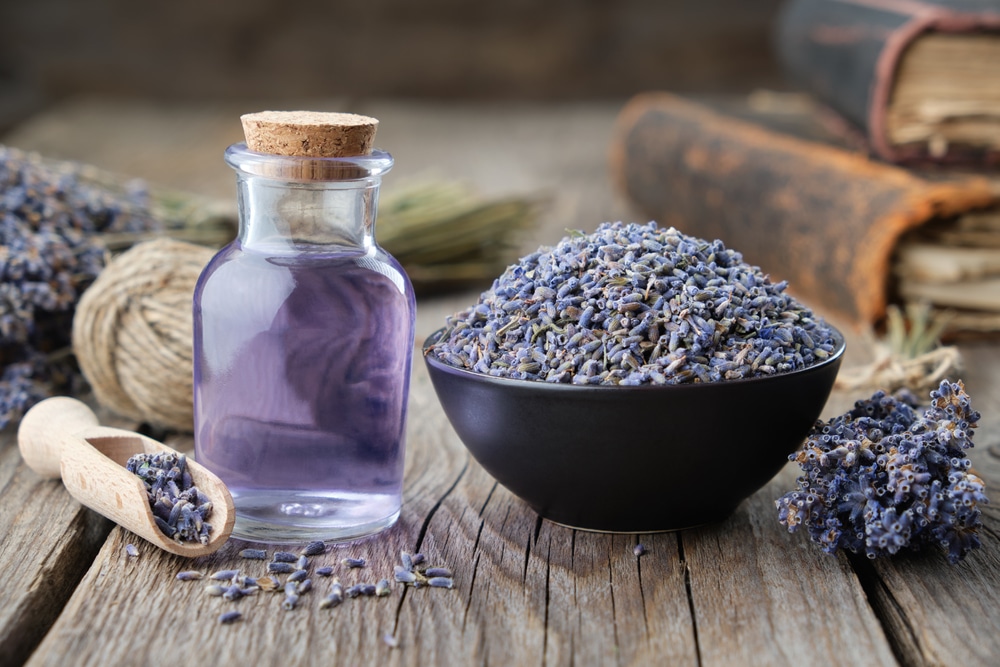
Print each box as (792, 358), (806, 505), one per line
(229, 489), (401, 544)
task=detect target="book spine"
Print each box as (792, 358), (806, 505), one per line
(609, 92), (995, 325)
(776, 0), (1000, 165)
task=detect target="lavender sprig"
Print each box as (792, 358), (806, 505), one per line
(776, 380), (988, 564)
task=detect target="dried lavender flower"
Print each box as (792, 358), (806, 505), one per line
(175, 571), (203, 581)
(375, 579), (390, 597)
(296, 555), (309, 570)
(302, 541), (326, 556)
(400, 552), (414, 572)
(267, 562), (295, 574)
(240, 548), (267, 560)
(210, 569), (239, 581)
(429, 222), (837, 386)
(394, 566), (417, 584)
(127, 452), (212, 544)
(218, 611), (242, 624)
(222, 584), (244, 601)
(204, 584), (226, 597)
(777, 380), (988, 564)
(297, 578), (313, 594)
(272, 551), (297, 563)
(288, 569), (308, 583)
(0, 146), (161, 428)
(316, 566), (334, 577)
(344, 584), (364, 599)
(342, 557), (366, 568)
(424, 567), (452, 578)
(383, 633), (399, 648)
(125, 543), (139, 558)
(633, 544), (647, 557)
(427, 577), (454, 589)
(411, 553), (426, 566)
(282, 594), (299, 611)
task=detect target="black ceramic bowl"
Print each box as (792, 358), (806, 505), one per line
(423, 327), (845, 532)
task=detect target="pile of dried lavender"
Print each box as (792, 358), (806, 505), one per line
(776, 380), (988, 563)
(126, 452), (213, 544)
(428, 222), (837, 385)
(0, 146), (160, 428)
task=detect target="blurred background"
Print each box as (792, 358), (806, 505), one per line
(0, 0), (784, 126)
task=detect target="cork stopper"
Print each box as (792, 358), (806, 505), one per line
(240, 111), (378, 158)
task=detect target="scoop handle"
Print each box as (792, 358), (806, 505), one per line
(18, 397), (102, 478)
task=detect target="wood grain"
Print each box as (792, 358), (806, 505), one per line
(0, 432), (112, 665)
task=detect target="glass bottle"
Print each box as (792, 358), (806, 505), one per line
(193, 127), (415, 543)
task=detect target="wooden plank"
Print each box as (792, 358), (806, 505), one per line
(0, 431), (112, 665)
(685, 471), (898, 667)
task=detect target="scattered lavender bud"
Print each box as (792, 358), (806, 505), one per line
(298, 578), (313, 594)
(320, 587), (344, 609)
(210, 570), (240, 581)
(411, 553), (426, 566)
(282, 594), (299, 611)
(342, 557), (366, 568)
(124, 543), (139, 558)
(302, 541), (326, 557)
(240, 548), (267, 560)
(400, 552), (414, 572)
(175, 571), (203, 581)
(284, 582), (299, 597)
(394, 567), (417, 584)
(238, 576), (257, 588)
(424, 567), (452, 578)
(383, 633), (399, 648)
(223, 584), (244, 601)
(288, 569), (308, 583)
(633, 544), (647, 557)
(272, 551), (297, 563)
(218, 611), (242, 625)
(296, 555), (309, 570)
(427, 577), (454, 589)
(239, 587), (259, 596)
(358, 583), (377, 596)
(777, 380), (988, 564)
(316, 566), (334, 577)
(344, 584), (364, 599)
(204, 584), (226, 597)
(267, 562), (295, 574)
(375, 579), (390, 597)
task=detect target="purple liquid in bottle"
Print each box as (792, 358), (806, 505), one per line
(194, 144), (414, 542)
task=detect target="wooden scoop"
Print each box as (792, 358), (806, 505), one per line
(18, 396), (235, 557)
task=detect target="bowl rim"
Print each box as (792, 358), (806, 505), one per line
(422, 324), (845, 392)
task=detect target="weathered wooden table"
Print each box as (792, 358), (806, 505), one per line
(2, 101), (999, 666)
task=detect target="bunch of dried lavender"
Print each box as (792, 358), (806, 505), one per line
(126, 452), (213, 544)
(429, 222), (837, 385)
(776, 380), (988, 563)
(0, 145), (161, 428)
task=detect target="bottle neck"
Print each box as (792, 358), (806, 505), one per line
(236, 175), (381, 253)
(224, 143), (393, 254)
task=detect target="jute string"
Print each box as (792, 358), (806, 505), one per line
(73, 238), (215, 431)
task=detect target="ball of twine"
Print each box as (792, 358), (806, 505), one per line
(73, 238), (215, 431)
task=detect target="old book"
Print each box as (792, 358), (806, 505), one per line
(776, 0), (1000, 166)
(609, 92), (997, 328)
